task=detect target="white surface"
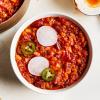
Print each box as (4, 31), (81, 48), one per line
(36, 26), (58, 46)
(0, 0), (100, 100)
(28, 56), (49, 76)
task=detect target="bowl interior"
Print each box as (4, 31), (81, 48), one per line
(10, 13), (92, 94)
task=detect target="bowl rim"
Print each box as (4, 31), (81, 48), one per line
(10, 12), (93, 94)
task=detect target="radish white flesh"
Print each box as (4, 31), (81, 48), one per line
(36, 26), (58, 46)
(28, 56), (49, 76)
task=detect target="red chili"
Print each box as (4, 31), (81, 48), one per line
(16, 16), (89, 90)
(0, 0), (23, 23)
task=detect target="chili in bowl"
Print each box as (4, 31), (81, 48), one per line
(0, 0), (30, 32)
(10, 13), (92, 94)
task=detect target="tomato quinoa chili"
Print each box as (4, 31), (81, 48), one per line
(16, 16), (89, 90)
(0, 0), (23, 23)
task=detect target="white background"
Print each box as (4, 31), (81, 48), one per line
(0, 0), (100, 100)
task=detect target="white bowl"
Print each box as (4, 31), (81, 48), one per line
(10, 12), (92, 94)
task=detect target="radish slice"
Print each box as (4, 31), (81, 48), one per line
(28, 56), (49, 76)
(36, 26), (58, 46)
